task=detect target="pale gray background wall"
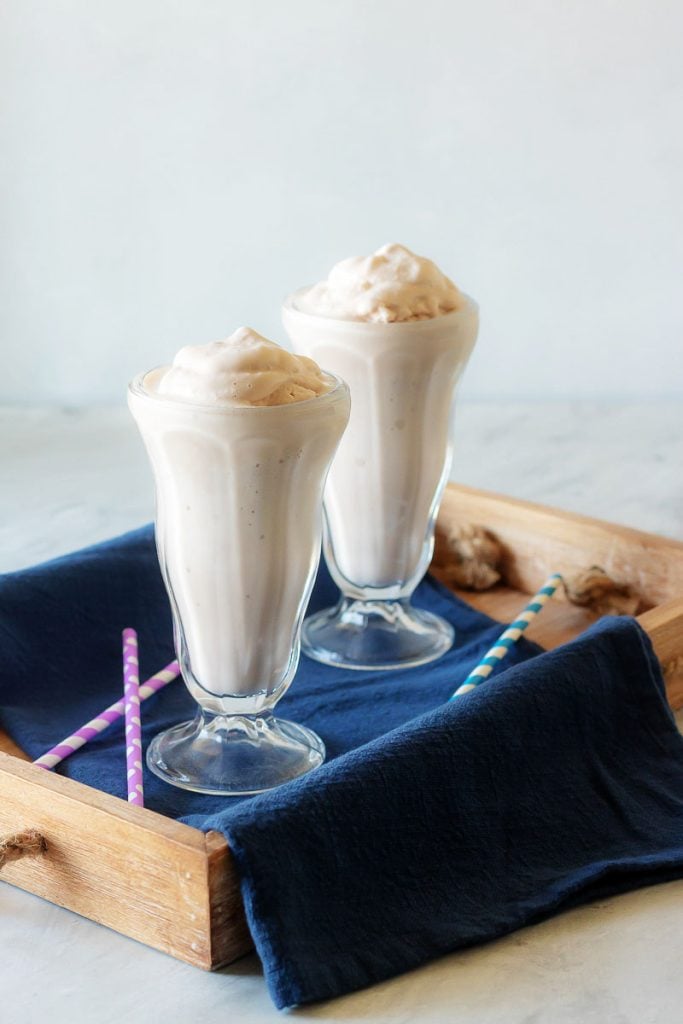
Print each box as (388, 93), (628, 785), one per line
(1, 0), (682, 405)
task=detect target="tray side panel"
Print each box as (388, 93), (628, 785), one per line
(0, 754), (215, 968)
(438, 484), (683, 609)
(638, 599), (683, 710)
(205, 830), (253, 967)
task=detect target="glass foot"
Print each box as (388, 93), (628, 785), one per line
(302, 597), (454, 671)
(146, 710), (325, 796)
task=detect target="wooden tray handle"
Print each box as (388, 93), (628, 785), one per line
(0, 829), (47, 870)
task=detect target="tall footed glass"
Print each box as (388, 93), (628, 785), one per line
(283, 296), (479, 671)
(128, 371), (349, 794)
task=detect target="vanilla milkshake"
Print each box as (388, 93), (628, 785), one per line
(129, 327), (349, 794)
(283, 244), (478, 670)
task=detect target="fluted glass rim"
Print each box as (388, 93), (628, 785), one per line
(282, 288), (478, 330)
(128, 368), (349, 415)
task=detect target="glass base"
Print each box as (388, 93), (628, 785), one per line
(146, 710), (325, 796)
(301, 598), (454, 671)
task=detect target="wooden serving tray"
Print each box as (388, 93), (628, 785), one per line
(2, 484), (683, 968)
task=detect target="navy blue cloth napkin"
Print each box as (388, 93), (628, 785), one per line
(217, 618), (683, 1007)
(2, 528), (683, 1009)
(0, 526), (540, 824)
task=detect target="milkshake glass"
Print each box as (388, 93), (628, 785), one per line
(129, 331), (349, 794)
(283, 247), (478, 670)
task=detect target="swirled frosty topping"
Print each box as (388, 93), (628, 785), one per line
(151, 327), (332, 406)
(296, 243), (462, 323)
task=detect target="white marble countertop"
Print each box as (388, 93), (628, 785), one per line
(2, 401), (683, 1023)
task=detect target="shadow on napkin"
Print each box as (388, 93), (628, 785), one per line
(2, 528), (683, 1008)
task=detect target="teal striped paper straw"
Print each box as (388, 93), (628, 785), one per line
(450, 573), (563, 700)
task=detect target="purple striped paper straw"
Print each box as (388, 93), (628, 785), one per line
(34, 657), (179, 770)
(123, 629), (144, 806)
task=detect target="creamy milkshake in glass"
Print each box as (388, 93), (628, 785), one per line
(128, 327), (350, 794)
(283, 244), (478, 670)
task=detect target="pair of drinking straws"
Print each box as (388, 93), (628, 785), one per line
(34, 632), (180, 807)
(32, 574), (564, 791)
